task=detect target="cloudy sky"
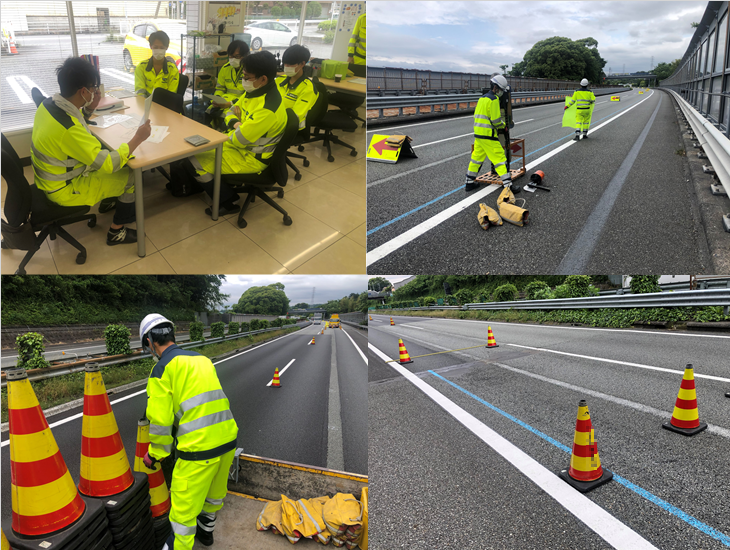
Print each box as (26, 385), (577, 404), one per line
(219, 276), (369, 308)
(368, 1), (705, 74)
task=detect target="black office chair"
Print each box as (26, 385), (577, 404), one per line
(149, 87), (185, 184)
(327, 64), (366, 128)
(1, 134), (96, 274)
(220, 109), (299, 228)
(286, 127), (310, 181)
(307, 80), (358, 162)
(177, 74), (189, 96)
(31, 87), (46, 108)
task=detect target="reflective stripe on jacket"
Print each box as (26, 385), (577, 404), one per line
(31, 97), (131, 193)
(135, 58), (180, 97)
(275, 75), (318, 130)
(223, 80), (287, 162)
(566, 88), (596, 109)
(146, 344), (238, 461)
(473, 91), (505, 140)
(215, 63), (245, 102)
(348, 13), (366, 65)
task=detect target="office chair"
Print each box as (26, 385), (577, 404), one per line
(177, 74), (189, 96)
(220, 109), (299, 228)
(307, 80), (358, 162)
(326, 63), (366, 128)
(150, 87), (185, 184)
(1, 134), (96, 274)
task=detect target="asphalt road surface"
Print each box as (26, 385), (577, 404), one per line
(368, 313), (730, 549)
(1, 323), (368, 525)
(366, 89), (710, 274)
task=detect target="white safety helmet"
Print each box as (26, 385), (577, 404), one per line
(140, 313), (174, 357)
(580, 78), (589, 87)
(490, 74), (510, 96)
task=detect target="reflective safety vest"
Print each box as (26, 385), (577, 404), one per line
(146, 344), (238, 461)
(223, 81), (287, 163)
(135, 58), (180, 97)
(348, 13), (366, 65)
(473, 91), (505, 140)
(31, 96), (131, 195)
(275, 74), (317, 130)
(215, 62), (245, 102)
(567, 88), (596, 109)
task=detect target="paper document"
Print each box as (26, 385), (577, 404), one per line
(146, 125), (170, 144)
(203, 94), (228, 105)
(348, 77), (366, 85)
(93, 114), (132, 129)
(140, 94), (153, 125)
(119, 114), (141, 129)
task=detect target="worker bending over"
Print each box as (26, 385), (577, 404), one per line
(140, 314), (238, 550)
(31, 57), (151, 245)
(275, 44), (318, 132)
(348, 13), (366, 65)
(135, 31), (180, 97)
(565, 78), (595, 140)
(189, 51), (287, 216)
(464, 74), (512, 192)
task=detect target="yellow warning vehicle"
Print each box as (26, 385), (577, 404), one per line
(329, 314), (340, 328)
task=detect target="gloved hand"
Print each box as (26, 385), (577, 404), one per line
(143, 451), (159, 469)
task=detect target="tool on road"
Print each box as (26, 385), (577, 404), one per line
(397, 339), (413, 364)
(486, 326), (499, 348)
(662, 364), (708, 436)
(134, 419), (172, 548)
(558, 399), (613, 493)
(272, 367), (282, 388)
(478, 203), (502, 230)
(523, 170), (550, 193)
(366, 134), (417, 163)
(390, 317), (395, 326)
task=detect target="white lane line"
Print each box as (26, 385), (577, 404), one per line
(267, 358), (295, 386)
(100, 67), (136, 85)
(6, 76), (32, 104)
(507, 343), (730, 383)
(366, 91), (656, 266)
(341, 328), (369, 364)
(368, 342), (659, 550)
(399, 324), (425, 330)
(412, 120), (533, 149)
(327, 335), (344, 470)
(18, 75), (47, 97)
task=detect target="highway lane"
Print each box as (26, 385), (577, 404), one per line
(366, 89), (709, 274)
(368, 314), (730, 549)
(1, 323), (367, 524)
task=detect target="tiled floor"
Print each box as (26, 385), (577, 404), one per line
(1, 107), (366, 274)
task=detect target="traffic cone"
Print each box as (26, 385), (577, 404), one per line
(558, 399), (613, 493)
(390, 317), (395, 326)
(6, 368), (86, 536)
(133, 418), (171, 517)
(486, 326), (499, 348)
(272, 367), (281, 388)
(78, 363), (134, 497)
(662, 364), (708, 436)
(369, 315), (372, 321)
(397, 339), (413, 364)
(309, 337), (316, 345)
(8, 35), (17, 54)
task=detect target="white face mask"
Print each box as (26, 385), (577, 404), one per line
(152, 48), (166, 61)
(283, 66), (297, 77)
(242, 79), (256, 93)
(229, 58), (241, 68)
(82, 88), (95, 108)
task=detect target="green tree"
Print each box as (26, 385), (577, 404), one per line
(306, 1), (322, 17)
(653, 59), (681, 81)
(499, 64), (508, 73)
(368, 277), (392, 292)
(518, 36), (606, 83)
(232, 284), (290, 315)
(292, 302), (310, 309)
(270, 5), (282, 16)
(629, 275), (661, 294)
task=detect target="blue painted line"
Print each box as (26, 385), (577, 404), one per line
(367, 92), (652, 237)
(428, 369), (730, 548)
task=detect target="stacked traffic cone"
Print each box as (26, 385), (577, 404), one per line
(134, 419), (172, 548)
(272, 367), (282, 388)
(397, 339), (413, 364)
(558, 400), (613, 493)
(486, 326), (499, 348)
(4, 368), (111, 550)
(662, 364), (708, 436)
(390, 317), (395, 326)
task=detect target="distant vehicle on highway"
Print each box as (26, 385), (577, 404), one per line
(244, 20), (298, 50)
(123, 19), (186, 72)
(313, 313), (322, 324)
(329, 314), (340, 328)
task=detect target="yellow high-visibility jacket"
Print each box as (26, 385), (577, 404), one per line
(473, 91), (505, 141)
(348, 14), (366, 65)
(146, 345), (238, 461)
(566, 88), (596, 110)
(222, 81), (287, 165)
(135, 58), (180, 97)
(215, 62), (245, 103)
(275, 74), (318, 130)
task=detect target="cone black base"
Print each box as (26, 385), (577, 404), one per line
(485, 344), (499, 348)
(725, 391), (730, 398)
(558, 468), (613, 493)
(398, 360), (413, 364)
(662, 420), (708, 436)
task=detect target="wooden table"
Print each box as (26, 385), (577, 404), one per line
(90, 96), (228, 257)
(318, 76), (366, 96)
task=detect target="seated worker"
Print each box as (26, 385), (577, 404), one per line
(275, 45), (317, 132)
(208, 40), (250, 130)
(188, 51), (287, 216)
(31, 57), (152, 245)
(134, 30), (179, 97)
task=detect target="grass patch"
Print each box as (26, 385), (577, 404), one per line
(1, 327), (300, 423)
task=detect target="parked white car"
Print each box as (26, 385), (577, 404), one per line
(244, 21), (298, 50)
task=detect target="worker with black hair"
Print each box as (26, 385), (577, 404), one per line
(275, 44), (317, 131)
(135, 30), (180, 97)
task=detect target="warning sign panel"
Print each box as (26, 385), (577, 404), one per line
(367, 134), (418, 163)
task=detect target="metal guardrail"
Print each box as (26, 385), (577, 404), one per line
(366, 88), (631, 119)
(1, 324), (309, 387)
(598, 278), (730, 295)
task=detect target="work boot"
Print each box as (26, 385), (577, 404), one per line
(582, 132), (589, 139)
(464, 179), (481, 192)
(205, 201), (241, 217)
(98, 197), (117, 213)
(196, 512), (216, 547)
(106, 226), (137, 245)
(573, 133), (581, 141)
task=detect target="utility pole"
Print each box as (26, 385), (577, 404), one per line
(650, 56), (654, 71)
(311, 287), (316, 309)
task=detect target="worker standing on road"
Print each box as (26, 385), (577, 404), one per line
(464, 74), (513, 192)
(140, 314), (238, 550)
(565, 78), (595, 140)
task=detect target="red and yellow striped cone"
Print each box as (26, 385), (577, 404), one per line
(133, 419), (171, 517)
(78, 364), (134, 497)
(558, 399), (613, 493)
(6, 368), (85, 536)
(272, 367), (282, 388)
(1, 529), (10, 550)
(486, 326), (499, 348)
(397, 339), (413, 364)
(310, 337), (316, 345)
(369, 315), (372, 321)
(390, 317), (395, 326)
(663, 364), (708, 436)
